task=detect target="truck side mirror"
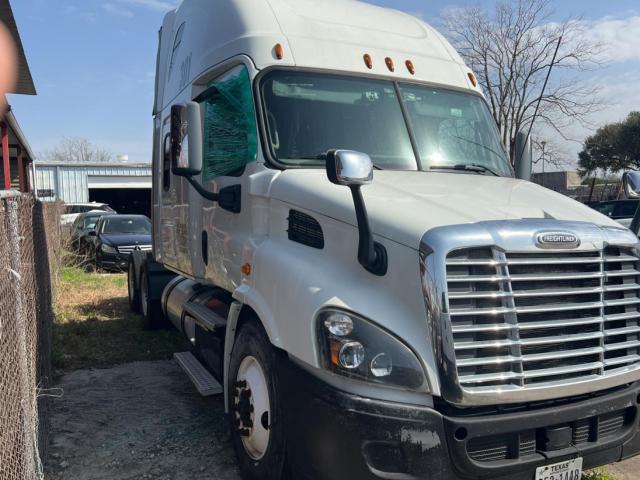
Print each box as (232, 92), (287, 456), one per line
(623, 171), (640, 199)
(514, 130), (532, 181)
(169, 102), (241, 213)
(623, 171), (640, 236)
(326, 149), (373, 186)
(170, 102), (202, 177)
(326, 150), (386, 276)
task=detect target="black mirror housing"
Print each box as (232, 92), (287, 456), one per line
(325, 149), (386, 276)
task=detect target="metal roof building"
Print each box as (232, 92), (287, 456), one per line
(34, 162), (152, 215)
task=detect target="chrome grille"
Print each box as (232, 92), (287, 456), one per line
(117, 245), (152, 254)
(446, 246), (640, 392)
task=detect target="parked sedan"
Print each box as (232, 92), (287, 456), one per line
(61, 202), (115, 232)
(89, 215), (152, 270)
(69, 212), (106, 254)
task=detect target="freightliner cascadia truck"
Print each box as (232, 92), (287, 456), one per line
(126, 0), (640, 478)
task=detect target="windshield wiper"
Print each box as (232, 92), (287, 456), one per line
(430, 164), (500, 177)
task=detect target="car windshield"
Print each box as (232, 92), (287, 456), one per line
(65, 205), (109, 214)
(82, 215), (102, 230)
(102, 217), (151, 235)
(260, 71), (512, 176)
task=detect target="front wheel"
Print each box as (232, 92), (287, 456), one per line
(228, 321), (286, 480)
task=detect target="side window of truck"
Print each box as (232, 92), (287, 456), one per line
(199, 65), (258, 181)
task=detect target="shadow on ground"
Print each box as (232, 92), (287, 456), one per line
(54, 294), (189, 371)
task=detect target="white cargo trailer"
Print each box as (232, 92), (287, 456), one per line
(128, 1), (640, 478)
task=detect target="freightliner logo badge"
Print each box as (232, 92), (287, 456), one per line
(535, 231), (580, 249)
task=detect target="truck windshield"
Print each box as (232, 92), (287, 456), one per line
(260, 71), (512, 176)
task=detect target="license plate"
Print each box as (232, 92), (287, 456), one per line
(535, 458), (583, 480)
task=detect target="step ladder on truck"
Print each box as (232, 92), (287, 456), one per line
(127, 0), (640, 479)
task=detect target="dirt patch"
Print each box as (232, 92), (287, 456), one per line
(43, 360), (640, 480)
(608, 456), (640, 480)
(45, 360), (240, 480)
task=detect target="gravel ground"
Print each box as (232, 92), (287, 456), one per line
(45, 360), (240, 480)
(44, 360), (640, 480)
(608, 456), (640, 480)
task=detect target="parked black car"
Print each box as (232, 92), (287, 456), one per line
(89, 215), (152, 270)
(69, 212), (107, 254)
(590, 199), (639, 228)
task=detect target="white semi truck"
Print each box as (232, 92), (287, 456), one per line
(127, 0), (640, 478)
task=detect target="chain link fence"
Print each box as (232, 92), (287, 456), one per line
(0, 193), (62, 480)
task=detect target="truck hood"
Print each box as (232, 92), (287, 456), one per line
(270, 170), (622, 249)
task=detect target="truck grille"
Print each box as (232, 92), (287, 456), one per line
(445, 246), (640, 392)
(117, 245), (152, 254)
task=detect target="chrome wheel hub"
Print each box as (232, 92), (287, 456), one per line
(234, 356), (270, 460)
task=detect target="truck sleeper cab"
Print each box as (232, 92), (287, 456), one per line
(126, 1), (640, 479)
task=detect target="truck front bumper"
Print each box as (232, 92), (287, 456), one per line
(281, 359), (640, 480)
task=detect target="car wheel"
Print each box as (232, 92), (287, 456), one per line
(140, 267), (163, 330)
(228, 321), (286, 480)
(128, 259), (140, 313)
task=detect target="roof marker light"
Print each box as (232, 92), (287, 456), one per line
(385, 57), (394, 72)
(274, 43), (284, 60)
(363, 53), (373, 69)
(467, 72), (478, 87)
(405, 60), (415, 75)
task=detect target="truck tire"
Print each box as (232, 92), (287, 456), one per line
(127, 259), (140, 313)
(140, 267), (163, 330)
(228, 321), (287, 480)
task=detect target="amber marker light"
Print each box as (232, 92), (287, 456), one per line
(385, 57), (395, 72)
(241, 263), (252, 276)
(405, 60), (415, 75)
(274, 43), (284, 60)
(467, 72), (478, 87)
(363, 53), (373, 69)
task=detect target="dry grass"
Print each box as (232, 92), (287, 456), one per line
(583, 470), (616, 480)
(53, 266), (189, 371)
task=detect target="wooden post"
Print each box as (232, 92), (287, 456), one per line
(1, 121), (9, 190)
(25, 159), (31, 193)
(17, 146), (24, 192)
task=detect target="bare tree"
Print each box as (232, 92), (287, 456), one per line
(532, 136), (568, 169)
(39, 137), (113, 163)
(441, 0), (604, 166)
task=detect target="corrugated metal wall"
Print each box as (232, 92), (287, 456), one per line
(34, 164), (152, 203)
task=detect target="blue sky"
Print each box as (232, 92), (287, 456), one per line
(7, 0), (640, 166)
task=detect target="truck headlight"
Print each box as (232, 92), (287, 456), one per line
(317, 309), (426, 390)
(101, 244), (117, 254)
